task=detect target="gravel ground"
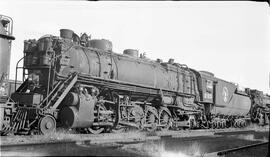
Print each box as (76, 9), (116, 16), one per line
(1, 141), (143, 157)
(1, 126), (268, 145)
(1, 130), (159, 145)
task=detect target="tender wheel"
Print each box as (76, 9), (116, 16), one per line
(222, 121), (226, 128)
(159, 109), (171, 131)
(38, 115), (56, 135)
(145, 108), (158, 132)
(212, 121), (217, 129)
(234, 121), (239, 128)
(243, 121), (247, 127)
(217, 121), (222, 129)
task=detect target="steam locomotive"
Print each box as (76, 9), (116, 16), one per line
(0, 29), (269, 135)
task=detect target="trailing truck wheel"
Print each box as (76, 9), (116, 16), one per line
(38, 115), (56, 135)
(233, 121), (237, 128)
(243, 121), (247, 127)
(159, 109), (171, 131)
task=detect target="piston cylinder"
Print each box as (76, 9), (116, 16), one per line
(59, 106), (81, 128)
(59, 95), (95, 128)
(62, 92), (79, 106)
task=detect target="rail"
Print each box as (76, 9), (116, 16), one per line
(217, 142), (269, 156)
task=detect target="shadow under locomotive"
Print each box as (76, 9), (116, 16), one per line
(1, 29), (269, 135)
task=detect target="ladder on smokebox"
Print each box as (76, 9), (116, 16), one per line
(1, 73), (78, 135)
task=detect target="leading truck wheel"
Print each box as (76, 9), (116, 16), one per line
(87, 103), (106, 134)
(87, 127), (104, 134)
(38, 115), (56, 135)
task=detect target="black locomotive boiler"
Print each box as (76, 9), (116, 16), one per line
(0, 29), (269, 135)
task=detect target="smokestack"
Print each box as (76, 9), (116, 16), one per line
(168, 58), (174, 64)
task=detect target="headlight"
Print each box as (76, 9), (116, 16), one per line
(28, 75), (33, 81)
(28, 73), (39, 85)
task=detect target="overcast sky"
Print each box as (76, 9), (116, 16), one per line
(1, 0), (269, 93)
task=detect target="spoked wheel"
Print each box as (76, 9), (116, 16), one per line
(159, 109), (171, 131)
(130, 105), (144, 131)
(87, 103), (107, 134)
(242, 121), (247, 127)
(113, 105), (144, 132)
(217, 121), (221, 129)
(111, 106), (128, 133)
(145, 108), (158, 132)
(221, 121), (226, 129)
(38, 115), (56, 135)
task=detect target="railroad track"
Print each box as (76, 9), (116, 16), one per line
(217, 141), (269, 155)
(0, 128), (267, 146)
(1, 128), (268, 157)
(203, 142), (269, 157)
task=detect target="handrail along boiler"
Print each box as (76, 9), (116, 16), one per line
(1, 29), (269, 135)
